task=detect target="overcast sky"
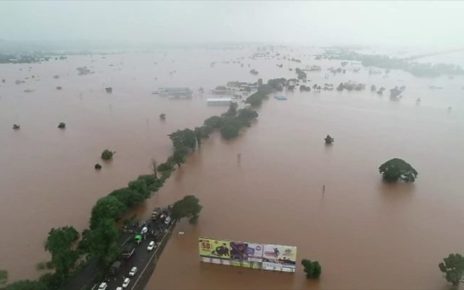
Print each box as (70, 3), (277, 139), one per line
(1, 1), (463, 48)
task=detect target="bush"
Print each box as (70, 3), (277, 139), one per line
(220, 122), (240, 139)
(379, 158), (418, 183)
(101, 149), (114, 161)
(301, 259), (322, 279)
(204, 116), (223, 129)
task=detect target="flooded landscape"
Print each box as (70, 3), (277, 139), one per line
(1, 47), (463, 289)
(1, 2), (464, 290)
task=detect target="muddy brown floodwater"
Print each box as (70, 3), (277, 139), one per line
(1, 47), (464, 290)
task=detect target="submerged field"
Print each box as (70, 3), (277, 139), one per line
(1, 47), (463, 289)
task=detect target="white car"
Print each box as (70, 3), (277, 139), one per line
(128, 266), (137, 277)
(165, 216), (171, 225)
(147, 241), (155, 251)
(116, 287), (122, 290)
(97, 282), (107, 290)
(122, 277), (130, 288)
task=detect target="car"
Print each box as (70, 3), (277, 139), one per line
(164, 216), (171, 225)
(122, 277), (130, 288)
(128, 266), (137, 277)
(147, 240), (155, 251)
(97, 282), (107, 290)
(116, 287), (122, 290)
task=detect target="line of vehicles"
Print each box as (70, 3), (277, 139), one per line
(95, 207), (174, 290)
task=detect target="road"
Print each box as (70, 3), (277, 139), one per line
(94, 209), (174, 290)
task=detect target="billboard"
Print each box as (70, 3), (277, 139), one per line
(198, 238), (231, 259)
(199, 237), (296, 273)
(262, 244), (297, 272)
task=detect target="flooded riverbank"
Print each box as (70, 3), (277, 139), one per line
(1, 47), (463, 289)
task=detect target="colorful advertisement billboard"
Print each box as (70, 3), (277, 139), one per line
(262, 244), (297, 272)
(199, 237), (296, 273)
(198, 238), (231, 259)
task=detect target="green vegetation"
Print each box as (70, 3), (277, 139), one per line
(12, 124), (20, 130)
(94, 163), (102, 170)
(101, 149), (114, 161)
(4, 280), (48, 290)
(45, 226), (80, 280)
(57, 122), (66, 129)
(379, 158), (418, 183)
(171, 195), (202, 224)
(324, 49), (464, 77)
(295, 68), (307, 80)
(0, 270), (7, 286)
(301, 259), (322, 279)
(3, 79), (274, 289)
(324, 135), (334, 145)
(439, 253), (464, 287)
(245, 91), (268, 107)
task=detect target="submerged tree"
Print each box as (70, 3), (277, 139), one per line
(439, 253), (464, 287)
(0, 270), (7, 286)
(301, 259), (322, 279)
(45, 226), (80, 280)
(324, 135), (334, 145)
(378, 158), (418, 183)
(171, 195), (202, 224)
(101, 149), (114, 161)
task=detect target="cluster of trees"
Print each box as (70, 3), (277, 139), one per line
(171, 195), (202, 224)
(324, 49), (464, 77)
(336, 82), (366, 91)
(301, 259), (322, 279)
(202, 104), (259, 140)
(295, 68), (307, 80)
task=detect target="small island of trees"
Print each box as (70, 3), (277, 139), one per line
(379, 158), (418, 183)
(101, 149), (115, 161)
(301, 259), (322, 279)
(439, 253), (464, 287)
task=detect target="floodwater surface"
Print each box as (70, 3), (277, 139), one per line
(1, 47), (463, 290)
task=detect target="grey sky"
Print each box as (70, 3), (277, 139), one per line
(1, 1), (463, 47)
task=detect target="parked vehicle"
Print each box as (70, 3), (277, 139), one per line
(128, 266), (138, 277)
(122, 278), (130, 288)
(147, 241), (155, 251)
(165, 216), (172, 225)
(97, 282), (108, 290)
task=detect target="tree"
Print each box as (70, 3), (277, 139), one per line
(45, 226), (80, 280)
(171, 147), (188, 168)
(439, 253), (464, 287)
(101, 149), (114, 161)
(86, 218), (121, 267)
(90, 196), (127, 229)
(324, 135), (334, 145)
(4, 280), (48, 290)
(110, 187), (145, 207)
(171, 195), (202, 224)
(0, 270), (7, 286)
(379, 158), (418, 183)
(237, 108), (258, 123)
(301, 259), (322, 279)
(222, 102), (238, 117)
(57, 122), (66, 129)
(220, 122), (240, 140)
(169, 129), (197, 151)
(204, 116), (223, 129)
